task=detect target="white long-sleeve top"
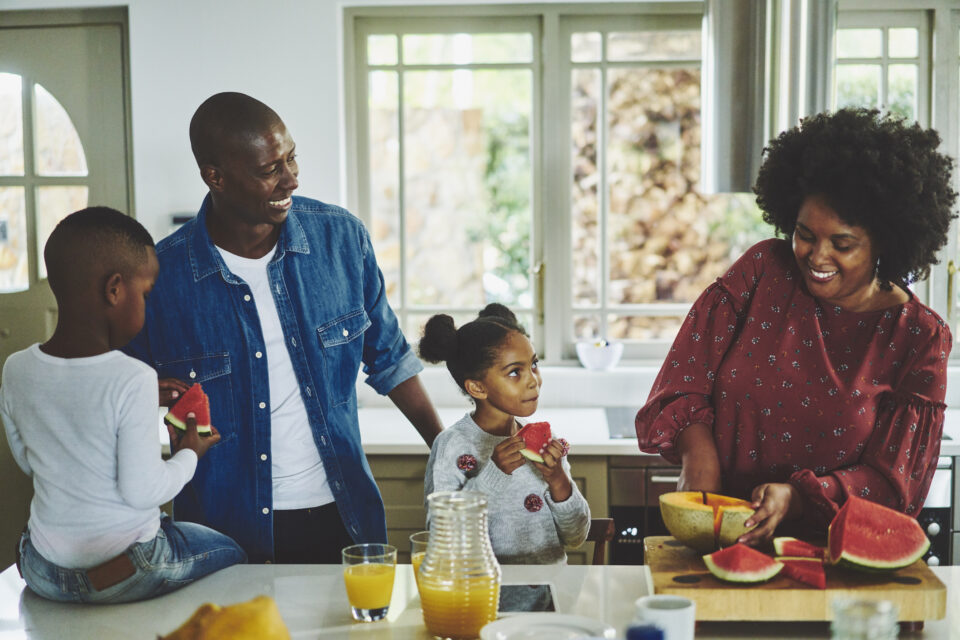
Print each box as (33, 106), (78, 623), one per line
(0, 344), (197, 569)
(424, 413), (591, 565)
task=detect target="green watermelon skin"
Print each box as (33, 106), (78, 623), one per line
(517, 421), (551, 463)
(703, 543), (783, 583)
(772, 537), (825, 559)
(164, 383), (212, 435)
(827, 496), (929, 572)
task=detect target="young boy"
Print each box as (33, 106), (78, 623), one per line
(0, 207), (246, 604)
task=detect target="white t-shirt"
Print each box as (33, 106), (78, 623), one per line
(217, 245), (334, 509)
(0, 346), (198, 569)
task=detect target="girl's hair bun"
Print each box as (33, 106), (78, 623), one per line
(418, 314), (458, 363)
(477, 302), (518, 325)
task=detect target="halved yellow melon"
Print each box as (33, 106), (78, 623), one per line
(660, 491), (756, 552)
(160, 595), (291, 640)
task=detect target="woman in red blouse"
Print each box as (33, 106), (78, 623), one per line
(636, 108), (957, 544)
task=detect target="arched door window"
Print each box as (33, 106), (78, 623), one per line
(0, 72), (89, 292)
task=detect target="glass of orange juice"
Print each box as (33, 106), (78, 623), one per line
(342, 543), (397, 622)
(409, 531), (429, 585)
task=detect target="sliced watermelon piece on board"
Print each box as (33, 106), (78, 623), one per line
(164, 383), (212, 435)
(773, 536), (825, 559)
(517, 421), (552, 463)
(703, 543), (783, 583)
(778, 557), (826, 589)
(828, 496), (929, 572)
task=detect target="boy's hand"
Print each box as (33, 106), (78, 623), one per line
(166, 413), (220, 459)
(531, 438), (572, 501)
(159, 378), (191, 407)
(491, 434), (526, 475)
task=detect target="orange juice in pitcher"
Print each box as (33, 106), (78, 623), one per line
(419, 577), (500, 639)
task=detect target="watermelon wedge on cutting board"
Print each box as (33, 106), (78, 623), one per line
(164, 383), (212, 435)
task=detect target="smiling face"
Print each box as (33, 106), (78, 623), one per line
(792, 195), (881, 311)
(207, 120), (299, 228)
(468, 330), (542, 421)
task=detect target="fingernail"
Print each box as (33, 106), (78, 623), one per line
(171, 391), (179, 398)
(187, 412), (195, 418)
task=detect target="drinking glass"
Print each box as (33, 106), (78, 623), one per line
(409, 530), (430, 585)
(342, 543), (397, 622)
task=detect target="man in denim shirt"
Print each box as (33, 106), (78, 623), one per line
(126, 92), (443, 563)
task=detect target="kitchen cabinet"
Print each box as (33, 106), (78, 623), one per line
(368, 454), (608, 564)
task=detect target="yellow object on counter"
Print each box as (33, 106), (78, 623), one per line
(158, 595), (291, 640)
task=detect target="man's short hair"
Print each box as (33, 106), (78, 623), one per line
(189, 92), (283, 167)
(44, 206), (155, 298)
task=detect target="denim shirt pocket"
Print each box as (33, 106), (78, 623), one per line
(155, 352), (236, 444)
(317, 309), (371, 407)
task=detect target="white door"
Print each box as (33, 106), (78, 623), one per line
(0, 10), (132, 566)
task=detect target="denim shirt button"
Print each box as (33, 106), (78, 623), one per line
(260, 453), (268, 461)
(244, 294), (251, 302)
(255, 351), (263, 359)
(259, 401), (266, 409)
(291, 337), (297, 347)
(342, 328), (349, 337)
(261, 507), (269, 515)
(305, 387), (312, 397)
(320, 435), (327, 446)
(189, 370), (196, 379)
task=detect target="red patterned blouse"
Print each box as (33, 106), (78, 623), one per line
(636, 239), (951, 531)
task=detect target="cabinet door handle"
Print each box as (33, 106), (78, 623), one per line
(649, 475), (681, 484)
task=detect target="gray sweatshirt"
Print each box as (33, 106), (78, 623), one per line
(424, 413), (591, 564)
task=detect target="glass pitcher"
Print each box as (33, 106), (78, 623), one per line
(418, 491), (502, 640)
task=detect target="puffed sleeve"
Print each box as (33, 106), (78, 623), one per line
(635, 242), (773, 463)
(790, 318), (952, 528)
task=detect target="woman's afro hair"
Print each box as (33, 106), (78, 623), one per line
(753, 108), (957, 288)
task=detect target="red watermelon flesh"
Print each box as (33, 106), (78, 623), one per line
(702, 543), (783, 583)
(773, 536), (825, 559)
(517, 421), (552, 463)
(164, 383), (212, 435)
(778, 557), (826, 589)
(828, 496), (929, 571)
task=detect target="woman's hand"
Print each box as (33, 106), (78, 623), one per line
(738, 482), (803, 546)
(159, 378), (191, 407)
(531, 439), (572, 502)
(491, 434), (526, 475)
(676, 423), (722, 492)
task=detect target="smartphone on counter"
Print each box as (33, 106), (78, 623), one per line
(497, 583), (558, 615)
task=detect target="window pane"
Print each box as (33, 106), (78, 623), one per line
(34, 83), (87, 177)
(836, 64), (881, 109)
(571, 32), (601, 63)
(368, 71), (400, 302)
(571, 68), (600, 307)
(0, 187), (28, 292)
(403, 33), (533, 65)
(888, 28), (918, 58)
(608, 315), (684, 341)
(403, 69), (532, 308)
(0, 73), (24, 176)
(836, 28), (882, 58)
(608, 30), (700, 61)
(887, 65), (917, 122)
(36, 186), (88, 279)
(368, 34), (398, 65)
(573, 315), (601, 341)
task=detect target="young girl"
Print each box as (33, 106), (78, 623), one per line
(420, 303), (590, 564)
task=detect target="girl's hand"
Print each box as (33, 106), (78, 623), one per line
(491, 435), (526, 475)
(531, 439), (572, 501)
(159, 378), (191, 407)
(737, 482), (802, 546)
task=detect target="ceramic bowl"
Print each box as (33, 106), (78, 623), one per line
(575, 340), (624, 370)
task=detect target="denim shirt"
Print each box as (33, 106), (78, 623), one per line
(125, 194), (422, 562)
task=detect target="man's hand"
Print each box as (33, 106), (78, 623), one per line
(166, 413), (221, 460)
(737, 482), (802, 546)
(491, 434), (526, 475)
(531, 438), (572, 501)
(159, 378), (191, 407)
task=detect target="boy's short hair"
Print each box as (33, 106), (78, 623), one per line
(44, 206), (155, 297)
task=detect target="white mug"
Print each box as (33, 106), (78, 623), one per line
(633, 595), (696, 640)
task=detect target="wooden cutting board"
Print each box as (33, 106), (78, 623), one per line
(644, 536), (946, 621)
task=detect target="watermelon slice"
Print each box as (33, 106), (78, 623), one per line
(827, 496), (929, 572)
(517, 421), (552, 463)
(778, 557), (826, 589)
(773, 536), (825, 559)
(164, 383), (212, 435)
(703, 543), (783, 583)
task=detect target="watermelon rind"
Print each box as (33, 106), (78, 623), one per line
(773, 536), (825, 559)
(164, 384), (212, 435)
(164, 413), (212, 436)
(827, 496), (929, 572)
(703, 543), (783, 583)
(518, 448), (544, 463)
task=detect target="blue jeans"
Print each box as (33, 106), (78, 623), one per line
(18, 517), (247, 604)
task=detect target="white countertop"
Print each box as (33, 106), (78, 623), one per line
(1, 562), (957, 639)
